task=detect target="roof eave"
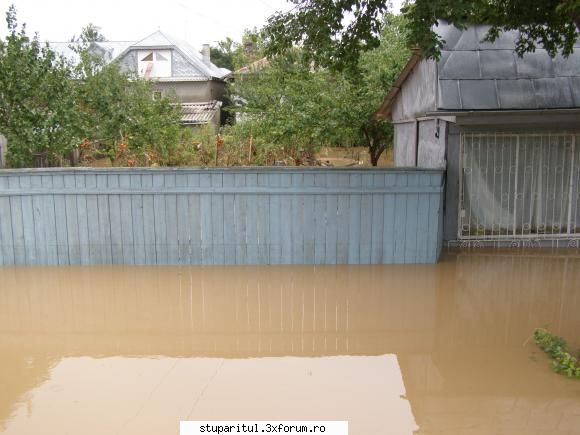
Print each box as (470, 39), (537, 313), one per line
(426, 108), (580, 117)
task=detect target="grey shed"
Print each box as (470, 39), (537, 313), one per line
(376, 22), (580, 248)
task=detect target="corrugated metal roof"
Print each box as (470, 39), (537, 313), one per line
(180, 101), (222, 124)
(436, 22), (580, 110)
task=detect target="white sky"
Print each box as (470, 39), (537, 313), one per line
(1, 0), (405, 48)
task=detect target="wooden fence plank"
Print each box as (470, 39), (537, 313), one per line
(291, 173), (304, 264)
(165, 174), (178, 264)
(359, 173), (374, 264)
(199, 173), (213, 265)
(141, 174), (156, 264)
(31, 176), (46, 264)
(268, 173), (281, 264)
(336, 174), (350, 264)
(19, 176), (37, 264)
(119, 174), (135, 265)
(8, 177), (24, 265)
(348, 173), (361, 264)
(75, 174), (90, 265)
(279, 173), (292, 264)
(108, 175), (123, 264)
(0, 176), (14, 265)
(222, 173), (236, 265)
(313, 173), (327, 265)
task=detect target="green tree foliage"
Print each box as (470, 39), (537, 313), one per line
(0, 10), (185, 168)
(0, 6), (80, 167)
(211, 29), (267, 127)
(263, 0), (580, 69)
(74, 61), (184, 166)
(232, 15), (410, 165)
(212, 29), (266, 72)
(210, 37), (236, 70)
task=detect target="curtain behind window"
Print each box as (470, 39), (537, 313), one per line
(460, 134), (580, 238)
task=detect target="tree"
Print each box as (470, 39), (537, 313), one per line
(210, 37), (236, 70)
(70, 27), (184, 166)
(0, 6), (80, 167)
(212, 29), (267, 72)
(263, 0), (580, 69)
(74, 61), (184, 166)
(71, 23), (107, 44)
(0, 8), (185, 168)
(232, 14), (410, 165)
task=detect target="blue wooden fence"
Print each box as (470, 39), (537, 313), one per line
(0, 168), (444, 265)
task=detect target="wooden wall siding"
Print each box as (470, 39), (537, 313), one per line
(0, 168), (444, 265)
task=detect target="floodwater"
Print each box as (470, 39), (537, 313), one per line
(1, 251), (580, 435)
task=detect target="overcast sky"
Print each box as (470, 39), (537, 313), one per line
(1, 0), (405, 48)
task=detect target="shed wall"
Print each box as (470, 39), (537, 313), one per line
(394, 122), (417, 166)
(418, 120), (447, 169)
(391, 59), (437, 122)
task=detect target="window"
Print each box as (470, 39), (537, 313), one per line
(156, 52), (168, 61)
(137, 50), (171, 78)
(459, 133), (580, 240)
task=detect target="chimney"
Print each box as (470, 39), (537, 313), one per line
(201, 44), (211, 65)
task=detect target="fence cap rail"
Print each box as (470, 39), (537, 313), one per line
(0, 166), (444, 176)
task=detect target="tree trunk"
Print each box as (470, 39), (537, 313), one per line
(369, 144), (385, 167)
(363, 128), (385, 167)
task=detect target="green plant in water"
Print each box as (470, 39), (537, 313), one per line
(533, 328), (580, 379)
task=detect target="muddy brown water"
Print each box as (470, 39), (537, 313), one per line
(1, 251), (580, 435)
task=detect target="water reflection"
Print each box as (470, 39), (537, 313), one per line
(0, 251), (579, 434)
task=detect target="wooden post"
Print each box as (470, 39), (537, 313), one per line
(248, 136), (253, 164)
(0, 134), (6, 168)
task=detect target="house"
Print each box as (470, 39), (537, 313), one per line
(50, 30), (231, 129)
(376, 23), (580, 248)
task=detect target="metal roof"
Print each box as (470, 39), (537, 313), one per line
(438, 23), (580, 110)
(127, 30), (231, 80)
(376, 23), (580, 118)
(48, 41), (134, 64)
(180, 101), (222, 125)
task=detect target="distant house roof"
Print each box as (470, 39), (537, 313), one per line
(124, 30), (231, 80)
(377, 22), (580, 117)
(47, 41), (134, 64)
(180, 101), (222, 125)
(48, 30), (231, 80)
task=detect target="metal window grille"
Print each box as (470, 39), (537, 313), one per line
(459, 133), (580, 243)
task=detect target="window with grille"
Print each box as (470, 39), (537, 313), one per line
(459, 133), (580, 240)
